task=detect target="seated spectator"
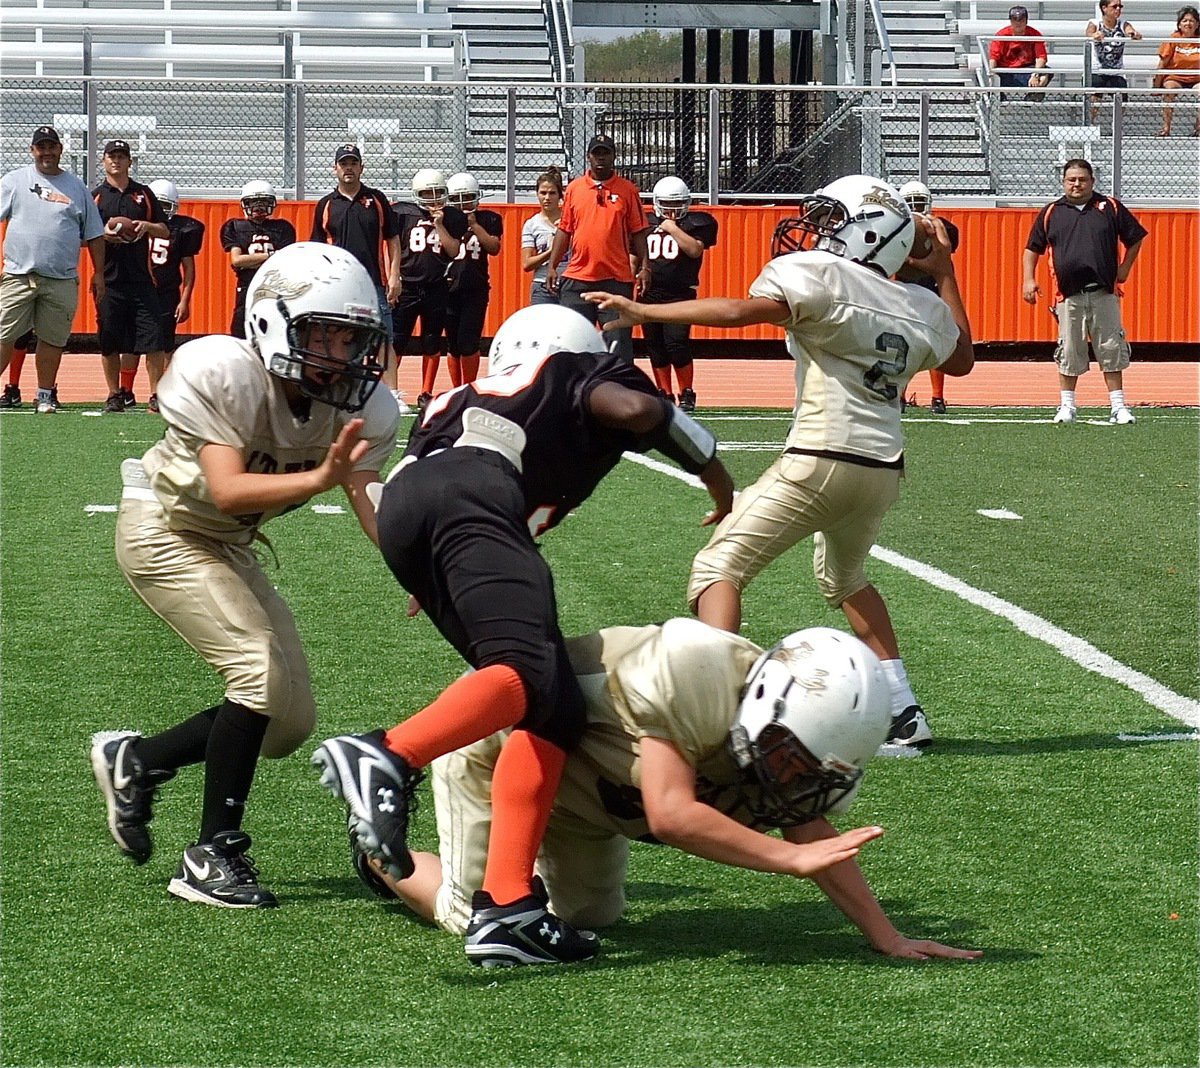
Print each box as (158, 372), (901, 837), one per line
(990, 6), (1053, 94)
(1087, 0), (1143, 120)
(1155, 5), (1200, 136)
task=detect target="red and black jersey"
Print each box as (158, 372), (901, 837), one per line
(92, 178), (168, 285)
(447, 209), (504, 293)
(220, 217), (297, 290)
(392, 201), (469, 287)
(642, 210), (718, 301)
(311, 185), (398, 286)
(406, 349), (659, 534)
(149, 214), (205, 296)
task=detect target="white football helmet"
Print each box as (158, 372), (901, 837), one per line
(729, 626), (890, 826)
(411, 168), (448, 210)
(240, 179), (278, 221)
(771, 174), (916, 278)
(446, 171), (481, 212)
(149, 179), (178, 219)
(652, 175), (691, 219)
(244, 242), (386, 412)
(899, 180), (933, 215)
(487, 305), (606, 377)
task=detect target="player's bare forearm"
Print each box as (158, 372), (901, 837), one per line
(343, 469), (383, 546)
(699, 458), (734, 526)
(583, 292), (786, 331)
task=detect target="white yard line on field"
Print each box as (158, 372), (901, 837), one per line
(625, 451), (1200, 729)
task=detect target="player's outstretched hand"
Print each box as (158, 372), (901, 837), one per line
(872, 934), (984, 962)
(699, 458), (734, 526)
(792, 824), (883, 877)
(406, 594), (423, 619)
(583, 290), (643, 329)
(319, 418), (369, 491)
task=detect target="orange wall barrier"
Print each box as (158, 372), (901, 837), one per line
(48, 201), (1200, 346)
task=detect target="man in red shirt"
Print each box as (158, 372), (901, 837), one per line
(545, 134), (649, 361)
(990, 5), (1053, 93)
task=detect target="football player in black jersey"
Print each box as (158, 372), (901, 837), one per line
(444, 172), (503, 390)
(220, 180), (296, 339)
(313, 304), (734, 968)
(140, 179), (205, 412)
(391, 168), (468, 410)
(642, 177), (718, 413)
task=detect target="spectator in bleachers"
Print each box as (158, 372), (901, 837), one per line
(311, 144), (405, 410)
(1087, 0), (1143, 120)
(1154, 5), (1200, 135)
(521, 166), (567, 306)
(546, 134), (650, 362)
(220, 180), (295, 340)
(92, 138), (170, 413)
(0, 125), (106, 414)
(990, 6), (1053, 95)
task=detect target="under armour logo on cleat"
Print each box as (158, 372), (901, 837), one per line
(376, 787), (396, 813)
(539, 922), (560, 945)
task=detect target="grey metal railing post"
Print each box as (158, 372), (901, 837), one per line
(294, 83), (306, 200)
(918, 92), (930, 184)
(83, 31), (94, 185)
(506, 87), (517, 204)
(1111, 95), (1122, 198)
(283, 32), (295, 194)
(707, 87), (720, 204)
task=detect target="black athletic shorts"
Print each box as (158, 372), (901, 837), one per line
(98, 282), (163, 355)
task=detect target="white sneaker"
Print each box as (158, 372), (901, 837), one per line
(1052, 405), (1076, 424)
(391, 390), (412, 416)
(1110, 407), (1136, 425)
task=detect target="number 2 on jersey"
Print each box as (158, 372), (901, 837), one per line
(863, 332), (909, 402)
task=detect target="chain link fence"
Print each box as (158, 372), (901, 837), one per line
(2, 77), (1196, 203)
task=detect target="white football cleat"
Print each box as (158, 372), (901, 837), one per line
(1052, 405), (1076, 424)
(391, 390), (412, 416)
(1110, 407), (1136, 425)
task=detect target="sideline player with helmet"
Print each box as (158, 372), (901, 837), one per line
(313, 304), (735, 967)
(91, 242), (399, 909)
(642, 176), (718, 412)
(350, 622), (981, 966)
(587, 174), (974, 750)
(897, 181), (960, 415)
(391, 168), (468, 409)
(444, 172), (503, 391)
(220, 180), (296, 339)
(130, 179), (205, 413)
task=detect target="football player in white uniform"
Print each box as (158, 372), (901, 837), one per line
(352, 621), (982, 966)
(585, 175), (974, 751)
(91, 242), (399, 909)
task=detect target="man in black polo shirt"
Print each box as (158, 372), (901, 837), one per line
(92, 139), (169, 413)
(1022, 159), (1147, 425)
(311, 144), (405, 410)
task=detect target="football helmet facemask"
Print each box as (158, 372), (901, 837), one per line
(652, 175), (691, 219)
(244, 242), (386, 413)
(149, 179), (178, 220)
(898, 180), (933, 215)
(487, 305), (607, 377)
(411, 168), (448, 210)
(240, 179), (278, 221)
(728, 627), (890, 826)
(446, 171), (481, 212)
(771, 174), (916, 278)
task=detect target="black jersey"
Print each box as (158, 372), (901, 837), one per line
(92, 178), (168, 285)
(149, 214), (205, 296)
(406, 349), (659, 533)
(643, 210), (718, 300)
(446, 209), (504, 293)
(219, 217), (297, 290)
(392, 201), (469, 287)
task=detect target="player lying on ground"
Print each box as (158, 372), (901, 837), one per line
(346, 619), (983, 967)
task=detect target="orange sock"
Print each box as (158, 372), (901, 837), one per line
(447, 356), (464, 387)
(675, 363), (694, 392)
(481, 730), (567, 905)
(652, 366), (673, 393)
(119, 367), (138, 392)
(418, 355), (438, 396)
(929, 368), (945, 400)
(460, 353), (480, 383)
(384, 663), (527, 768)
(8, 348), (27, 386)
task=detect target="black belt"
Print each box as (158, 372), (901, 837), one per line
(785, 446), (904, 471)
(1079, 283), (1108, 293)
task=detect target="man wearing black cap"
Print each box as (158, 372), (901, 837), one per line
(0, 125), (106, 413)
(989, 6), (1053, 93)
(92, 138), (170, 412)
(546, 134), (649, 361)
(311, 143), (405, 410)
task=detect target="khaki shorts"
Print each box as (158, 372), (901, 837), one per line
(115, 493), (315, 758)
(430, 733), (630, 935)
(0, 272), (79, 348)
(688, 451), (901, 610)
(1053, 290), (1131, 376)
